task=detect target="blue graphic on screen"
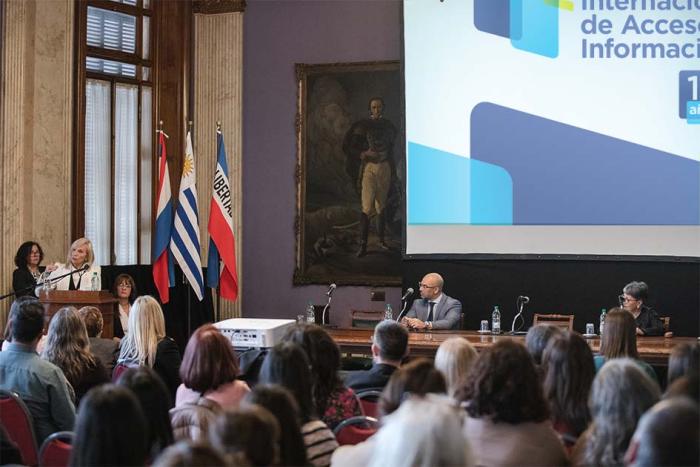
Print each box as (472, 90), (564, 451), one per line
(408, 142), (512, 225)
(475, 0), (559, 58)
(470, 103), (700, 225)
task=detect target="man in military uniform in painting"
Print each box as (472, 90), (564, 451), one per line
(342, 97), (397, 257)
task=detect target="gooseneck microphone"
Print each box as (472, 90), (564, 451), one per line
(510, 295), (530, 334)
(396, 288), (415, 323)
(519, 295), (530, 304)
(322, 283), (336, 325)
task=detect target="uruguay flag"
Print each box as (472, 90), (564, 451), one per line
(170, 130), (204, 300)
(153, 130), (175, 303)
(206, 130), (238, 301)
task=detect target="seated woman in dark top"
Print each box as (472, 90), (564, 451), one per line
(12, 241), (56, 298)
(116, 295), (182, 405)
(621, 281), (664, 336)
(111, 273), (138, 339)
(41, 306), (110, 404)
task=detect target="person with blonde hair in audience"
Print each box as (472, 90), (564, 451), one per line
(572, 358), (660, 466)
(594, 308), (657, 382)
(116, 295), (181, 402)
(42, 306), (109, 403)
(176, 323), (250, 410)
(259, 342), (338, 467)
(332, 358), (447, 467)
(458, 340), (568, 467)
(368, 396), (473, 467)
(542, 331), (595, 451)
(40, 237), (101, 292)
(78, 306), (119, 372)
(69, 384), (148, 467)
(210, 405), (280, 466)
(434, 336), (477, 399)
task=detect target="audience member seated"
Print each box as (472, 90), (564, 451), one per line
(593, 308), (657, 382)
(284, 324), (361, 429)
(624, 398), (700, 467)
(526, 324), (564, 367)
(434, 336), (477, 400)
(368, 396), (473, 467)
(111, 273), (137, 339)
(332, 358), (447, 467)
(78, 306), (119, 372)
(210, 405), (280, 466)
(458, 340), (569, 467)
(663, 374), (700, 404)
(572, 359), (660, 466)
(259, 342), (338, 467)
(12, 241), (55, 298)
(344, 320), (408, 392)
(620, 281), (664, 337)
(116, 295), (182, 403)
(117, 366), (174, 460)
(542, 331), (595, 450)
(2, 297), (48, 354)
(176, 324), (250, 411)
(667, 341), (699, 386)
(41, 306), (109, 404)
(68, 384), (147, 467)
(152, 440), (230, 467)
(243, 385), (308, 466)
(40, 237), (101, 293)
(0, 297), (75, 443)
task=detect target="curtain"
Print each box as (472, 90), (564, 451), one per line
(114, 83), (138, 265)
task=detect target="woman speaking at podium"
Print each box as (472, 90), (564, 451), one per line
(40, 238), (101, 292)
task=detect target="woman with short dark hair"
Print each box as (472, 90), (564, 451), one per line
(210, 405), (280, 466)
(117, 366), (174, 459)
(542, 331), (595, 449)
(259, 342), (338, 467)
(175, 324), (250, 410)
(284, 324), (362, 429)
(69, 384), (148, 467)
(594, 308), (657, 382)
(458, 340), (568, 466)
(621, 281), (664, 336)
(12, 241), (55, 298)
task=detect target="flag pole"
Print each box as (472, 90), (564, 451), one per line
(215, 120), (222, 323)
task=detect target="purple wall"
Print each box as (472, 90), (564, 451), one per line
(242, 0), (402, 325)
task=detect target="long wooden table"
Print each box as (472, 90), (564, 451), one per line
(328, 328), (698, 366)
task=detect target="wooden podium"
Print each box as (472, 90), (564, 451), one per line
(38, 290), (118, 338)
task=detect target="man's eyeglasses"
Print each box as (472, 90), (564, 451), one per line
(418, 283), (438, 289)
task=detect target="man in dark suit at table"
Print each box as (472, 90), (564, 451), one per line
(403, 273), (462, 330)
(345, 320), (409, 392)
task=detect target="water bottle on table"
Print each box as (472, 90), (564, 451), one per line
(491, 306), (501, 335)
(384, 303), (393, 320)
(306, 301), (316, 324)
(90, 272), (99, 291)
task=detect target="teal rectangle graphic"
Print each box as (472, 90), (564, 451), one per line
(510, 0), (559, 58)
(687, 101), (700, 124)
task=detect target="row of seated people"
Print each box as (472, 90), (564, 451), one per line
(1, 295), (698, 466)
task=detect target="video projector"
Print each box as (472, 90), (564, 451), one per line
(213, 318), (295, 349)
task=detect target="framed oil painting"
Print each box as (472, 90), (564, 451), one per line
(294, 61), (403, 286)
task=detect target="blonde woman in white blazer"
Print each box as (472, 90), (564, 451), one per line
(38, 238), (101, 294)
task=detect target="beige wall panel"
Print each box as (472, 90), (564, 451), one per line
(194, 12), (243, 320)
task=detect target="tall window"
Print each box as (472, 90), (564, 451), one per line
(77, 0), (153, 265)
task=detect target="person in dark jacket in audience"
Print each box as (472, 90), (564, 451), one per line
(79, 306), (119, 372)
(345, 319), (408, 392)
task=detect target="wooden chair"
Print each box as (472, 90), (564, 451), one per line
(0, 390), (39, 466)
(332, 416), (379, 446)
(351, 310), (384, 329)
(532, 314), (574, 331)
(38, 431), (74, 467)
